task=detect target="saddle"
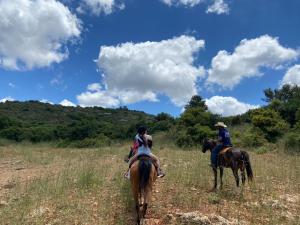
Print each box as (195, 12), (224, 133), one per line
(219, 147), (232, 155)
(129, 154), (153, 168)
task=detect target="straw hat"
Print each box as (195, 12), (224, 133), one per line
(214, 122), (227, 128)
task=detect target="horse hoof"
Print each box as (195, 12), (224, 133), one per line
(209, 187), (217, 192)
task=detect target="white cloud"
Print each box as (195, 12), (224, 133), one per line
(77, 90), (120, 108)
(77, 0), (125, 16)
(206, 96), (259, 116)
(0, 0), (81, 70)
(206, 35), (299, 89)
(161, 0), (203, 7)
(206, 0), (229, 15)
(87, 83), (102, 92)
(77, 35), (206, 108)
(0, 97), (14, 103)
(160, 0), (229, 14)
(8, 82), (15, 88)
(40, 99), (54, 105)
(281, 64), (300, 87)
(60, 99), (76, 107)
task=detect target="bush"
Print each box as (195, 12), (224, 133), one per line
(284, 132), (300, 153)
(0, 127), (24, 142)
(256, 146), (270, 154)
(251, 108), (288, 142)
(240, 129), (266, 147)
(174, 129), (193, 148)
(57, 134), (111, 148)
(22, 127), (55, 142)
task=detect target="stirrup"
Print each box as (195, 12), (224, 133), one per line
(124, 171), (130, 179)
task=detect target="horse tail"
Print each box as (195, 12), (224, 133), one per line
(138, 158), (152, 193)
(241, 151), (254, 181)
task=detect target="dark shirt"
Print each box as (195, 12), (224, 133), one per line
(218, 128), (232, 146)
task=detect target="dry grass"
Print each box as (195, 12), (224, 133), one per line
(0, 141), (299, 225)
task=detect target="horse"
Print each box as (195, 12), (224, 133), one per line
(130, 155), (157, 225)
(202, 138), (253, 190)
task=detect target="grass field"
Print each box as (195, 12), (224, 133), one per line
(0, 139), (299, 225)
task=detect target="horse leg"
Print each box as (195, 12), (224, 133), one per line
(135, 203), (140, 225)
(219, 167), (224, 189)
(142, 189), (148, 218)
(213, 167), (218, 190)
(240, 163), (246, 185)
(231, 166), (239, 187)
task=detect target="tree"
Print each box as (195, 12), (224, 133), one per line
(185, 95), (208, 111)
(251, 108), (288, 142)
(263, 85), (300, 126)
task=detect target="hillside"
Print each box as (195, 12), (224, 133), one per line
(0, 101), (155, 144)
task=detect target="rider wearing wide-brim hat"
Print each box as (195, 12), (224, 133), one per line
(211, 122), (232, 168)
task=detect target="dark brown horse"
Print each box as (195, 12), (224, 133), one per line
(202, 138), (253, 189)
(130, 156), (157, 225)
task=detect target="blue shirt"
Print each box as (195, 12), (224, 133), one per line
(218, 128), (232, 146)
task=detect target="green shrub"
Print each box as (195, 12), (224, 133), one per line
(251, 108), (288, 142)
(284, 132), (300, 153)
(57, 134), (111, 148)
(0, 127), (24, 142)
(174, 129), (193, 148)
(240, 129), (266, 147)
(256, 146), (270, 154)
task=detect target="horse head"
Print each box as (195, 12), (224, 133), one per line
(202, 138), (215, 153)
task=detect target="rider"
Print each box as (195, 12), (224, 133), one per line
(124, 126), (165, 179)
(211, 122), (232, 168)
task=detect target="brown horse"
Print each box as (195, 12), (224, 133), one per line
(130, 156), (157, 225)
(202, 138), (253, 190)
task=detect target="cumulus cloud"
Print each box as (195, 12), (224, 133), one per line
(206, 35), (299, 89)
(77, 35), (206, 108)
(206, 96), (259, 116)
(281, 64), (300, 87)
(0, 0), (81, 70)
(87, 83), (102, 92)
(206, 0), (229, 15)
(161, 0), (229, 14)
(40, 99), (54, 105)
(77, 0), (125, 16)
(0, 97), (14, 103)
(161, 0), (203, 7)
(60, 99), (76, 107)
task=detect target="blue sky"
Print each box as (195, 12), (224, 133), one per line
(1, 0), (300, 116)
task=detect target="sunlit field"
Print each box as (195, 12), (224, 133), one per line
(0, 140), (299, 225)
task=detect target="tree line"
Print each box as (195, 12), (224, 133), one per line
(0, 85), (299, 151)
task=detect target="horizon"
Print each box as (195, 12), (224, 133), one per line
(1, 0), (300, 117)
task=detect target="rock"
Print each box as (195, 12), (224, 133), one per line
(261, 199), (286, 209)
(3, 182), (16, 189)
(0, 200), (8, 207)
(176, 212), (211, 225)
(281, 211), (295, 220)
(15, 167), (26, 170)
(170, 212), (247, 225)
(31, 206), (50, 217)
(279, 194), (299, 204)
